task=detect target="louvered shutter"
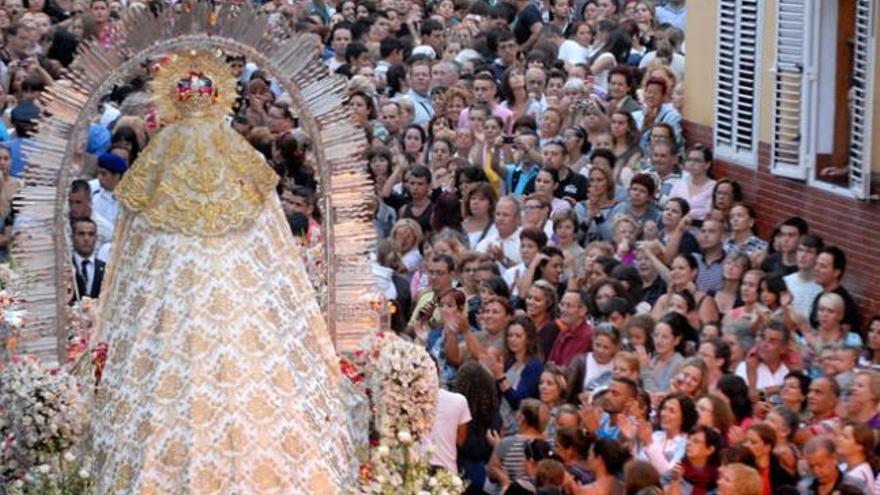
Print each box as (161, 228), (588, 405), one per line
(714, 0), (761, 166)
(770, 0), (812, 179)
(846, 0), (876, 199)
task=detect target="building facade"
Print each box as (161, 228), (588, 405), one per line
(683, 0), (880, 321)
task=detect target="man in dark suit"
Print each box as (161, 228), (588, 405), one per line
(72, 217), (105, 300)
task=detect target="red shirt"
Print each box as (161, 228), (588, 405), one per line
(759, 464), (771, 495)
(546, 319), (593, 367)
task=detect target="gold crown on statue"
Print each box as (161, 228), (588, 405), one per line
(150, 49), (238, 122)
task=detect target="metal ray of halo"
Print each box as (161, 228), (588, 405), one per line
(10, 2), (377, 364)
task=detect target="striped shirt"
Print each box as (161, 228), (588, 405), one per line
(694, 252), (724, 293)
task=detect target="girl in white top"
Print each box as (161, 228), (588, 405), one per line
(636, 392), (694, 474)
(589, 29), (631, 91)
(557, 22), (595, 66)
(581, 327), (618, 390)
(390, 218), (424, 273)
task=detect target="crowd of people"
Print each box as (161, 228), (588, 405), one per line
(0, 0), (877, 494)
(314, 1), (880, 494)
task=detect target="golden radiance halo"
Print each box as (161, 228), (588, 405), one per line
(149, 49), (238, 123)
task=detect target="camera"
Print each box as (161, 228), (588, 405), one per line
(502, 134), (514, 145)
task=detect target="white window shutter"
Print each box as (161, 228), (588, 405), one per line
(847, 0), (876, 199)
(770, 0), (811, 180)
(714, 0), (761, 167)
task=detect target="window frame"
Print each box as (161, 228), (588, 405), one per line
(713, 0), (763, 168)
(769, 0), (814, 180)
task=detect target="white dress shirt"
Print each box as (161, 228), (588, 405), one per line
(73, 251), (97, 296)
(475, 225), (523, 266)
(89, 178), (120, 227)
(92, 210), (115, 250)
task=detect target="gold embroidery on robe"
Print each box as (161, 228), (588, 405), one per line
(115, 122), (278, 237)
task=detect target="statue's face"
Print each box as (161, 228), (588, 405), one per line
(177, 73), (214, 99)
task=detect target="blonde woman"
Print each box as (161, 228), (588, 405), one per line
(389, 218), (424, 274)
(669, 356), (709, 400)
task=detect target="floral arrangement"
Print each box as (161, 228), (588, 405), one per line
(0, 356), (88, 488)
(0, 268), (98, 493)
(371, 336), (438, 443)
(64, 298), (96, 365)
(4, 450), (94, 495)
(344, 332), (465, 495)
(0, 263), (27, 361)
(63, 298), (107, 388)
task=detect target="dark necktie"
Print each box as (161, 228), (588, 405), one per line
(81, 259), (90, 291)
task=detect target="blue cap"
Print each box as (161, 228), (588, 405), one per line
(86, 124), (111, 155)
(10, 100), (39, 123)
(97, 152), (127, 174)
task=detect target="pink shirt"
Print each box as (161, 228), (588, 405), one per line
(668, 178), (717, 220)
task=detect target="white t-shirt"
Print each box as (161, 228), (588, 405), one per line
(504, 262), (527, 295)
(401, 248), (423, 273)
(841, 461), (879, 495)
(639, 52), (686, 82)
(591, 52), (615, 91)
(783, 272), (823, 320)
(583, 353), (614, 390)
(735, 361), (789, 391)
(429, 389), (471, 471)
(557, 39), (591, 66)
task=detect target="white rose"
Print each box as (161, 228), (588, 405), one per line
(78, 469), (90, 480)
(63, 451), (76, 463)
(13, 479), (24, 488)
(397, 430), (412, 444)
(428, 477), (438, 487)
(37, 464), (50, 474)
(376, 445), (390, 457)
(375, 475), (386, 484)
(418, 491), (431, 495)
(451, 476), (463, 487)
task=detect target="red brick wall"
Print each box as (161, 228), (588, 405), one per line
(684, 121), (880, 324)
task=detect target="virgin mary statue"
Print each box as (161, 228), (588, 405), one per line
(88, 50), (355, 494)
